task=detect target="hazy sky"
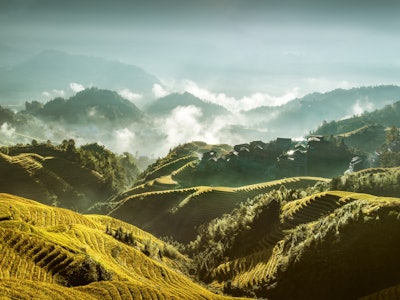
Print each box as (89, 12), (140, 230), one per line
(1, 0), (400, 96)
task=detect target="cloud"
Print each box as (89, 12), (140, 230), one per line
(153, 104), (253, 155)
(304, 78), (353, 93)
(351, 99), (375, 116)
(152, 83), (171, 98)
(113, 127), (136, 153)
(118, 88), (143, 103)
(171, 80), (300, 112)
(42, 89), (65, 99)
(0, 122), (15, 137)
(70, 82), (85, 93)
(164, 105), (203, 146)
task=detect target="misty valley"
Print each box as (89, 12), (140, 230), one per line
(1, 50), (400, 300)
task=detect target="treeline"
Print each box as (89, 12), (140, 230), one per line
(331, 167), (400, 197)
(184, 184), (327, 282)
(23, 87), (144, 125)
(181, 166), (399, 287)
(0, 139), (139, 195)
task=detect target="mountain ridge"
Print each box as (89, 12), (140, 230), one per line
(0, 50), (160, 105)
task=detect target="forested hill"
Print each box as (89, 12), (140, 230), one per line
(23, 87), (144, 125)
(0, 141), (139, 212)
(314, 99), (400, 136)
(243, 85), (400, 140)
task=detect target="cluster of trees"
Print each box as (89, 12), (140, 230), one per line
(2, 139), (140, 192)
(57, 255), (112, 287)
(106, 225), (136, 246)
(185, 185), (325, 281)
(331, 167), (400, 197)
(23, 88), (144, 125)
(378, 125), (400, 167)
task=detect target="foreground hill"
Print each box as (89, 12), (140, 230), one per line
(0, 193), (245, 300)
(185, 168), (400, 299)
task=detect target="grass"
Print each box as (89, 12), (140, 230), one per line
(0, 193), (248, 300)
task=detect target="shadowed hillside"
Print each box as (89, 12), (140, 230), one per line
(109, 177), (328, 243)
(0, 193), (246, 300)
(0, 141), (139, 212)
(184, 168), (400, 298)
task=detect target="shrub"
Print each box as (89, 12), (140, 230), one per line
(57, 255), (112, 287)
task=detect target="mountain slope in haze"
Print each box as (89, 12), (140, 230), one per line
(23, 87), (145, 126)
(314, 99), (400, 135)
(0, 43), (31, 67)
(0, 50), (160, 105)
(0, 193), (245, 300)
(145, 92), (231, 120)
(244, 85), (400, 140)
(310, 99), (400, 155)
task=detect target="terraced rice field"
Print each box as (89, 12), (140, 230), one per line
(0, 193), (247, 300)
(144, 156), (199, 181)
(110, 177), (328, 242)
(359, 284), (400, 300)
(208, 192), (400, 298)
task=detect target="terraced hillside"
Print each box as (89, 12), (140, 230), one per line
(135, 141), (232, 187)
(0, 193), (247, 300)
(109, 177), (328, 243)
(200, 191), (400, 299)
(0, 152), (107, 211)
(336, 124), (386, 153)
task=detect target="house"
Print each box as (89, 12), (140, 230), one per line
(233, 143), (250, 152)
(276, 138), (292, 152)
(202, 150), (217, 161)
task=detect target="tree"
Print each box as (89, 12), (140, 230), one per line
(386, 125), (400, 146)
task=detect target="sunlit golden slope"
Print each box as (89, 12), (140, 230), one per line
(0, 152), (105, 211)
(0, 193), (247, 300)
(208, 191), (400, 299)
(110, 176), (328, 242)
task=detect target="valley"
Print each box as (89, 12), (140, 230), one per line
(1, 56), (400, 300)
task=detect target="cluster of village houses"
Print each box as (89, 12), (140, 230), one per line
(200, 136), (362, 178)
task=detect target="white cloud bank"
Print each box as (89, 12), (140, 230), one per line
(152, 80), (300, 113)
(118, 89), (143, 103)
(42, 89), (65, 99)
(70, 82), (85, 93)
(1, 122), (15, 137)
